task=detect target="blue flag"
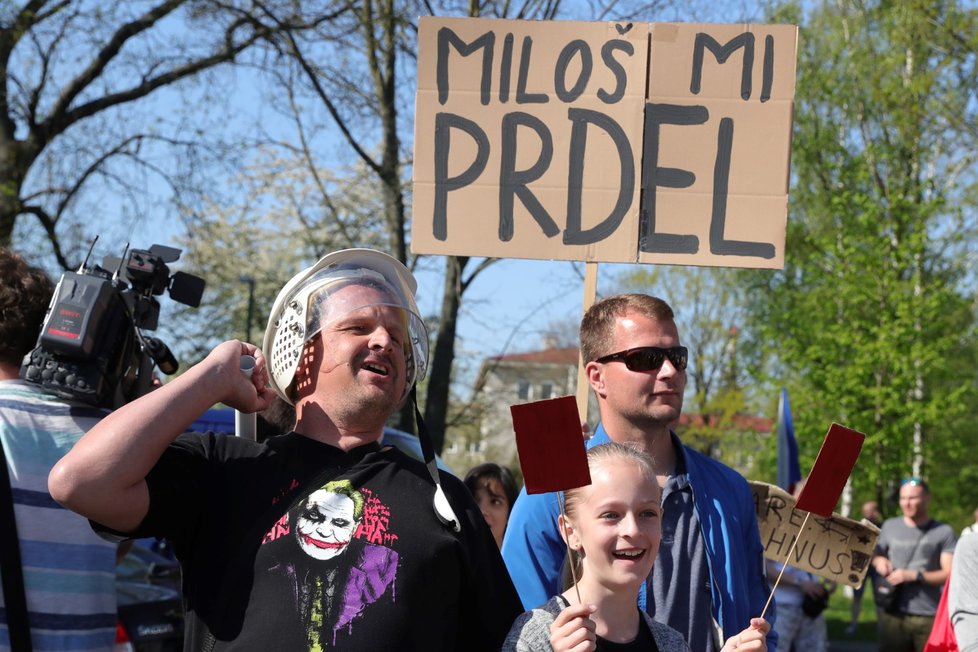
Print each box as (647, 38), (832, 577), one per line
(776, 387), (801, 494)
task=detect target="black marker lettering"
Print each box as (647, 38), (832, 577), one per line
(851, 550), (871, 573)
(437, 28), (495, 105)
(830, 551), (847, 576)
(639, 103), (708, 254)
(766, 528), (789, 557)
(761, 34), (774, 102)
(554, 40), (592, 103)
(516, 37), (548, 104)
(564, 108), (633, 245)
(792, 539), (810, 565)
(499, 112), (558, 241)
(500, 33), (514, 103)
(710, 117), (776, 259)
(598, 40), (633, 104)
(769, 495), (788, 523)
(807, 544), (831, 571)
(790, 508), (807, 528)
(690, 32), (755, 101)
(432, 113), (490, 240)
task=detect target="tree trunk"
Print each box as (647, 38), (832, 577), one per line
(423, 256), (466, 453)
(0, 143), (27, 247)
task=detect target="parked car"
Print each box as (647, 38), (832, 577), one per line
(115, 540), (183, 652)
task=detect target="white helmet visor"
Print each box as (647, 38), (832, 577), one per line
(263, 250), (428, 404)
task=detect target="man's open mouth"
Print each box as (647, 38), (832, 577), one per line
(362, 361), (389, 376)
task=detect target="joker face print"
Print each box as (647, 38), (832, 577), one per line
(294, 480), (364, 561)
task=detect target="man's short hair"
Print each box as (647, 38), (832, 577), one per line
(0, 247), (53, 367)
(900, 477), (930, 493)
(579, 294), (675, 364)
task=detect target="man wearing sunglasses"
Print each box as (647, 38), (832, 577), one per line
(872, 478), (956, 652)
(503, 294), (775, 651)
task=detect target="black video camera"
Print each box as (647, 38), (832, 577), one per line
(19, 243), (206, 409)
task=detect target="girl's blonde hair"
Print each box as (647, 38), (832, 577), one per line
(560, 442), (659, 588)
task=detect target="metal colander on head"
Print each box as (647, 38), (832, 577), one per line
(262, 249), (428, 405)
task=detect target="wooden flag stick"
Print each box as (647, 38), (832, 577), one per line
(558, 491), (583, 605)
(760, 511), (812, 619)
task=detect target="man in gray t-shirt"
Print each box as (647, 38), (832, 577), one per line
(872, 478), (956, 652)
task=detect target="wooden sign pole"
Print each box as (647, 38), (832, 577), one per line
(575, 262), (599, 425)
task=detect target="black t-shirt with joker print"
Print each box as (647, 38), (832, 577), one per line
(103, 430), (521, 651)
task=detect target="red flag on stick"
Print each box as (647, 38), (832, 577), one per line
(794, 423), (865, 517)
(761, 422), (866, 620)
(511, 396), (591, 495)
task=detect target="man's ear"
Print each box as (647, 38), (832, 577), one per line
(585, 361), (606, 398)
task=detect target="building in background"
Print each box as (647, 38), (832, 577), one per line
(444, 342), (591, 474)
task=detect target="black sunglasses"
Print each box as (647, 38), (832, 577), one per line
(595, 346), (688, 372)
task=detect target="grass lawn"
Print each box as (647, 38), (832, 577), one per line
(823, 587), (878, 643)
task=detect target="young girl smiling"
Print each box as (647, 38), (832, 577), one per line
(503, 443), (770, 651)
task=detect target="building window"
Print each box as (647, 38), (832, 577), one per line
(540, 382), (553, 399)
(517, 380), (530, 400)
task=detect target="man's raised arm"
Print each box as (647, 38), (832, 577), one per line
(49, 340), (275, 533)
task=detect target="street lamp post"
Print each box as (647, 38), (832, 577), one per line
(239, 275), (256, 344)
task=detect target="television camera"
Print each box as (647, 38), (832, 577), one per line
(20, 242), (206, 409)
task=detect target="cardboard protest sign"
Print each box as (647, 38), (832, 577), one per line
(751, 481), (880, 588)
(511, 395), (590, 494)
(795, 423), (865, 517)
(641, 23), (796, 268)
(413, 17), (798, 269)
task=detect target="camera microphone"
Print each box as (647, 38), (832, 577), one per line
(144, 337), (178, 375)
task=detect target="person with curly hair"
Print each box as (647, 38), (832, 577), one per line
(0, 247), (118, 651)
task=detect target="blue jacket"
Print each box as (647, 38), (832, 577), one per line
(501, 425), (776, 650)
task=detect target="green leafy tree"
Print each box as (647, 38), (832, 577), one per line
(745, 0), (978, 513)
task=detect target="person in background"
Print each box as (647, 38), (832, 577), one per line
(0, 247), (117, 651)
(948, 530), (978, 650)
(502, 294), (774, 651)
(872, 477), (956, 652)
(767, 480), (836, 652)
(464, 462), (519, 549)
(847, 500), (884, 635)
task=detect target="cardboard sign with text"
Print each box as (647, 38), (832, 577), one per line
(751, 481), (880, 588)
(413, 17), (798, 269)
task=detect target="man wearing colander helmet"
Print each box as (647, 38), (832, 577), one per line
(264, 249), (428, 408)
(49, 249), (522, 651)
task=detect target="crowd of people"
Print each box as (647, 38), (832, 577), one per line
(2, 243), (975, 652)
